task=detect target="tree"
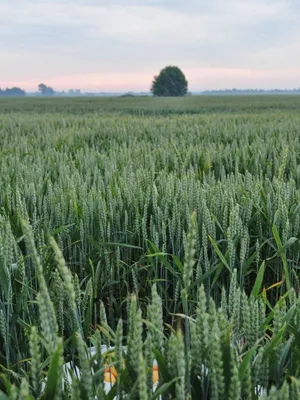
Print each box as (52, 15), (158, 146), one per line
(38, 83), (54, 96)
(0, 87), (25, 97)
(151, 66), (188, 97)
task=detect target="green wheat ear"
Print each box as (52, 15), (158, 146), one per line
(114, 319), (123, 376)
(174, 331), (186, 400)
(21, 219), (58, 352)
(29, 326), (42, 398)
(19, 378), (31, 399)
(138, 353), (148, 400)
(228, 348), (241, 400)
(49, 236), (79, 333)
(76, 332), (92, 398)
(183, 211), (197, 297)
(147, 283), (163, 353)
(127, 295), (143, 374)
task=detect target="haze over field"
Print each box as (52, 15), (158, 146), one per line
(1, 0), (300, 91)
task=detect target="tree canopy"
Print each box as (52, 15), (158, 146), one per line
(38, 83), (54, 96)
(151, 66), (188, 97)
(0, 87), (25, 97)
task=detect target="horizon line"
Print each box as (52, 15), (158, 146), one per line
(2, 87), (300, 93)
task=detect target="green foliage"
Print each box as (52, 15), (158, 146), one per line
(151, 66), (188, 97)
(38, 83), (54, 96)
(1, 271), (300, 398)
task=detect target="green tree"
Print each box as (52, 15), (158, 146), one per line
(38, 83), (54, 96)
(151, 66), (188, 97)
(0, 87), (25, 97)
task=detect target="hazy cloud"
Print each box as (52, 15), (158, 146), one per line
(1, 0), (299, 90)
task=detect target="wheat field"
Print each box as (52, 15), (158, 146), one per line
(1, 96), (300, 399)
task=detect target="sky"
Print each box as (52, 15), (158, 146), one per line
(1, 0), (300, 92)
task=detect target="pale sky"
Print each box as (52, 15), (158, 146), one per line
(1, 0), (300, 92)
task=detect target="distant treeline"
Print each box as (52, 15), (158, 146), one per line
(201, 88), (300, 95)
(1, 85), (300, 97)
(0, 87), (26, 97)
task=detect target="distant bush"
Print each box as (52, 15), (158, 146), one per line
(120, 93), (135, 97)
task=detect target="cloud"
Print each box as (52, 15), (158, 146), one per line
(0, 0), (299, 90)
